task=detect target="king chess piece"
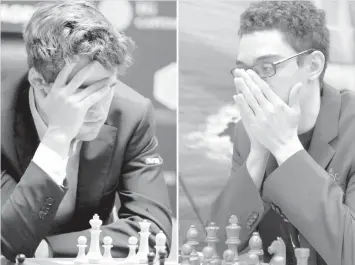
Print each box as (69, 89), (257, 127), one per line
(205, 222), (220, 265)
(187, 225), (199, 259)
(86, 214), (103, 264)
(136, 220), (151, 264)
(225, 215), (241, 264)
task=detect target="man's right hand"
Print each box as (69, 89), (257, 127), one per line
(37, 61), (113, 157)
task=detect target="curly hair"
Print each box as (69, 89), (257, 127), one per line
(239, 1), (329, 82)
(23, 0), (135, 83)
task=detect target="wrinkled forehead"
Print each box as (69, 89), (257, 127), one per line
(67, 56), (117, 87)
(237, 30), (296, 65)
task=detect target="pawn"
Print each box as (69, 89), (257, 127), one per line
(74, 236), (88, 264)
(147, 252), (156, 265)
(222, 249), (235, 265)
(15, 254), (26, 264)
(187, 225), (199, 258)
(159, 249), (167, 265)
(102, 236), (114, 262)
(127, 236), (138, 258)
(181, 243), (192, 265)
(248, 253), (261, 265)
(202, 246), (214, 265)
(155, 231), (167, 260)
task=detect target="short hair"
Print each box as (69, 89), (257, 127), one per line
(23, 0), (135, 83)
(239, 1), (329, 82)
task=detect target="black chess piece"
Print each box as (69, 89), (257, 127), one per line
(147, 252), (156, 265)
(16, 254), (26, 264)
(159, 249), (167, 265)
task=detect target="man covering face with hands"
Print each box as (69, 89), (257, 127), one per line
(1, 1), (172, 261)
(212, 2), (355, 265)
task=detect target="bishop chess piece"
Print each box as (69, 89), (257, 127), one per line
(248, 232), (263, 261)
(205, 222), (220, 265)
(225, 215), (241, 263)
(136, 220), (151, 263)
(181, 243), (192, 265)
(202, 246), (214, 265)
(295, 248), (310, 265)
(74, 236), (88, 264)
(187, 225), (199, 259)
(86, 214), (103, 264)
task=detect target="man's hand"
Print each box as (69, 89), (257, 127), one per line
(234, 69), (304, 165)
(37, 61), (114, 157)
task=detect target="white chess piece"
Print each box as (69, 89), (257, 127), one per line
(127, 236), (139, 258)
(86, 214), (103, 264)
(155, 231), (167, 261)
(74, 236), (88, 264)
(135, 220), (151, 264)
(102, 236), (114, 264)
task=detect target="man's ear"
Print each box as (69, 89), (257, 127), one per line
(28, 68), (51, 94)
(306, 50), (325, 81)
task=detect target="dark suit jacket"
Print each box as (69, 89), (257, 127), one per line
(211, 84), (355, 265)
(1, 71), (172, 261)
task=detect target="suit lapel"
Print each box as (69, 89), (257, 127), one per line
(72, 124), (118, 228)
(307, 84), (340, 169)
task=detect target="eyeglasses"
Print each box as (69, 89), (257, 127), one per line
(230, 49), (314, 78)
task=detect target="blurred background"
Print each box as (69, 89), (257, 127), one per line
(179, 0), (355, 250)
(1, 0), (177, 258)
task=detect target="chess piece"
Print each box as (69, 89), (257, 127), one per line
(159, 249), (167, 265)
(248, 231), (263, 261)
(15, 254), (26, 264)
(86, 214), (103, 263)
(74, 236), (88, 264)
(226, 215), (241, 263)
(201, 245), (214, 265)
(102, 236), (114, 263)
(127, 236), (138, 258)
(181, 243), (192, 265)
(268, 237), (286, 265)
(136, 220), (151, 263)
(190, 256), (200, 265)
(187, 225), (199, 259)
(295, 248), (310, 265)
(155, 230), (167, 261)
(147, 252), (156, 265)
(205, 222), (220, 265)
(223, 249), (235, 265)
(248, 253), (261, 265)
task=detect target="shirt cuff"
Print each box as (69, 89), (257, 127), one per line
(32, 143), (68, 186)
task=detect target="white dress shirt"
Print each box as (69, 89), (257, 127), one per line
(29, 86), (80, 225)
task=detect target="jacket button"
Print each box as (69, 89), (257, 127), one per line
(46, 197), (55, 205)
(39, 211), (46, 219)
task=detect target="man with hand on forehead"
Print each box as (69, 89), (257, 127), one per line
(1, 0), (172, 261)
(212, 2), (355, 265)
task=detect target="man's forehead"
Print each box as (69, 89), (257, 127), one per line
(67, 56), (116, 86)
(237, 30), (294, 64)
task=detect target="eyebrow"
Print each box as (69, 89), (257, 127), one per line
(235, 54), (283, 66)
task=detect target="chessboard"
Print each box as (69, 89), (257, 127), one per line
(2, 214), (174, 265)
(179, 215), (310, 265)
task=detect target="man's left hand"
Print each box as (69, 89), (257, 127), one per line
(233, 69), (304, 165)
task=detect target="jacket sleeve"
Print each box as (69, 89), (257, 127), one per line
(263, 150), (355, 265)
(46, 100), (173, 258)
(1, 163), (67, 261)
(210, 121), (268, 256)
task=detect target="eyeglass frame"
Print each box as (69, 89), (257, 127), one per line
(230, 48), (315, 78)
